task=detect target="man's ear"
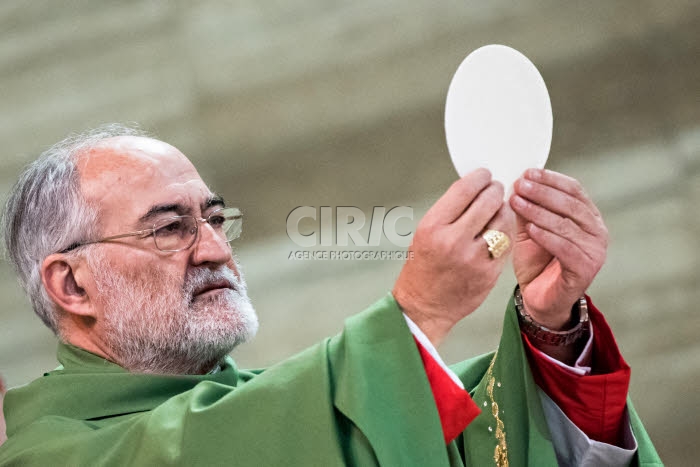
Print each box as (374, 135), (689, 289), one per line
(41, 253), (95, 318)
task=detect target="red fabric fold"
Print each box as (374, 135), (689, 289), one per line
(523, 296), (631, 446)
(413, 336), (481, 444)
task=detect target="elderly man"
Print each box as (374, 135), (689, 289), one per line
(0, 125), (660, 466)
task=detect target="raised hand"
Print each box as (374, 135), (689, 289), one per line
(393, 168), (514, 347)
(509, 169), (608, 330)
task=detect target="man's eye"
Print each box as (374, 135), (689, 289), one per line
(208, 214), (226, 228)
(154, 220), (183, 237)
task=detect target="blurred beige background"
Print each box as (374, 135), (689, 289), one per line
(1, 1), (698, 464)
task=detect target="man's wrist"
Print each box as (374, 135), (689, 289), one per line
(515, 286), (590, 347)
(391, 291), (453, 348)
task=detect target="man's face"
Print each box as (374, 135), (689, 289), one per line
(76, 136), (258, 374)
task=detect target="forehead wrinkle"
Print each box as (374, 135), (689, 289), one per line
(76, 136), (195, 184)
(77, 147), (157, 203)
(74, 137), (210, 237)
(78, 137), (201, 193)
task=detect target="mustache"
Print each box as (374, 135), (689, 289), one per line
(184, 266), (246, 298)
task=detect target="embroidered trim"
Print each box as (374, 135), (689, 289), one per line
(486, 352), (509, 467)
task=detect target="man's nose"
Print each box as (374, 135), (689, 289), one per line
(189, 221), (232, 266)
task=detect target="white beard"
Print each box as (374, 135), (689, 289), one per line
(87, 250), (258, 374)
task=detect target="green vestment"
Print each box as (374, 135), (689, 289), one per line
(0, 295), (662, 466)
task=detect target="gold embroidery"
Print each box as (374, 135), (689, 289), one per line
(486, 352), (509, 467)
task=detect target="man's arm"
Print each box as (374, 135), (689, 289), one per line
(506, 169), (639, 449)
(509, 168), (608, 365)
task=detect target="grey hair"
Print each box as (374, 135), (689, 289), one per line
(1, 123), (150, 335)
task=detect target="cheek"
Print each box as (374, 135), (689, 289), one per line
(100, 247), (187, 289)
(139, 263), (187, 296)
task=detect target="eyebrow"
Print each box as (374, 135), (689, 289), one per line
(138, 203), (188, 225)
(137, 194), (227, 225)
(204, 194), (226, 210)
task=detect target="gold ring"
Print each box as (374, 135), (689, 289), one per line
(482, 229), (510, 259)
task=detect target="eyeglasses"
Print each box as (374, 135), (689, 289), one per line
(61, 207), (243, 253)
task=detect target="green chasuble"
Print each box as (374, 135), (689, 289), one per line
(0, 295), (661, 466)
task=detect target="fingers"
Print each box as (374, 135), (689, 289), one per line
(524, 222), (597, 275)
(487, 203), (515, 240)
(510, 169), (608, 284)
(525, 169), (601, 216)
(510, 193), (599, 246)
(452, 181), (505, 238)
(423, 168), (492, 225)
(511, 170), (603, 237)
(476, 204), (515, 261)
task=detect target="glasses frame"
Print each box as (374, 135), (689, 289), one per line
(60, 207), (243, 253)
